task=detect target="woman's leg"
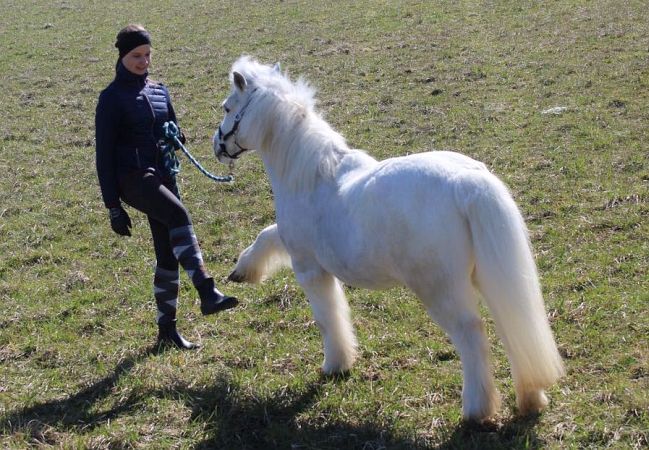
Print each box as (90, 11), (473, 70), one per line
(121, 171), (207, 282)
(149, 217), (197, 349)
(120, 171), (237, 314)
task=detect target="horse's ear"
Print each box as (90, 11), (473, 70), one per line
(233, 71), (247, 92)
(273, 62), (281, 73)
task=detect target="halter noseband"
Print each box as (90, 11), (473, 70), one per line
(217, 88), (258, 159)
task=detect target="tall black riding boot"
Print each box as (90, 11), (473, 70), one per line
(169, 226), (239, 315)
(198, 277), (239, 315)
(157, 320), (199, 350)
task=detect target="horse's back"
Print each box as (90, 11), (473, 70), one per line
(380, 151), (488, 180)
(341, 150), (490, 219)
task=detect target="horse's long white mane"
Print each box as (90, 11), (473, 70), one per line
(232, 56), (354, 191)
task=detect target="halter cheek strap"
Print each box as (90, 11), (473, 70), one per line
(217, 88), (258, 159)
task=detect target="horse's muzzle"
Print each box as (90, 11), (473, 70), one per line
(215, 128), (232, 161)
(213, 130), (227, 161)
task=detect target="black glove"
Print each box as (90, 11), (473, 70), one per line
(109, 206), (132, 236)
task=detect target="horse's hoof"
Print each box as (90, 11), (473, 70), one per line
(228, 271), (244, 283)
(517, 390), (548, 416)
(319, 368), (352, 381)
(460, 417), (499, 431)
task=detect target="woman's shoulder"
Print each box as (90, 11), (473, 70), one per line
(96, 81), (123, 112)
(98, 80), (119, 99)
(147, 79), (170, 94)
(146, 77), (166, 88)
(146, 79), (172, 99)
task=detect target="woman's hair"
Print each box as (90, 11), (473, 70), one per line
(117, 23), (147, 37)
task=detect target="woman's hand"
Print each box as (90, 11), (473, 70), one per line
(109, 206), (132, 236)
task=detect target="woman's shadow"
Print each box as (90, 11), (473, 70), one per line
(1, 346), (542, 449)
(0, 344), (164, 436)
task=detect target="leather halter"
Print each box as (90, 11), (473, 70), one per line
(217, 88), (258, 159)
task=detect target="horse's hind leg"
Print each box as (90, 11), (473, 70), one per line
(416, 280), (500, 421)
(229, 223), (291, 283)
(294, 266), (358, 374)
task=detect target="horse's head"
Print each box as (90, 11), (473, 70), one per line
(213, 57), (281, 164)
(214, 57), (335, 191)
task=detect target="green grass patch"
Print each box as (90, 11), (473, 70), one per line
(1, 0), (647, 448)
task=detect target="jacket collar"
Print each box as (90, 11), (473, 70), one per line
(115, 61), (148, 88)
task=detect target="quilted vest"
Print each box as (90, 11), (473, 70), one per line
(96, 62), (179, 207)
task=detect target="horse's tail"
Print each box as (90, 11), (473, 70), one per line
(460, 170), (564, 412)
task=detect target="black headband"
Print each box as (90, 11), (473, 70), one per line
(115, 30), (151, 59)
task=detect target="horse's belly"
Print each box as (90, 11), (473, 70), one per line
(314, 198), (469, 292)
(314, 241), (406, 290)
(329, 263), (399, 290)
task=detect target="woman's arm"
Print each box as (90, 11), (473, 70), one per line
(95, 89), (121, 208)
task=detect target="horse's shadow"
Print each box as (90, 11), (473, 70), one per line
(178, 372), (419, 450)
(185, 378), (543, 450)
(434, 415), (544, 450)
(1, 346), (543, 449)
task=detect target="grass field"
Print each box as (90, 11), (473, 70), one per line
(1, 0), (647, 448)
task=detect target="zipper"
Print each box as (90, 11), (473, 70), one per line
(143, 89), (156, 135)
(143, 88), (157, 168)
(135, 147), (142, 168)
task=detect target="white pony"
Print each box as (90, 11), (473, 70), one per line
(213, 56), (564, 421)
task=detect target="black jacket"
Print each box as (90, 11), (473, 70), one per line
(95, 62), (179, 208)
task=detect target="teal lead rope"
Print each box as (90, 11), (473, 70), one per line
(162, 121), (233, 183)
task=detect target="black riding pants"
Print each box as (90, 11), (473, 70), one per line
(119, 170), (191, 271)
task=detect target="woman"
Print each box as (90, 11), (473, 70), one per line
(95, 24), (238, 349)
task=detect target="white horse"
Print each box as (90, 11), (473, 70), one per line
(213, 56), (564, 421)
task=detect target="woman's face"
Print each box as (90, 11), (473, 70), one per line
(122, 44), (151, 75)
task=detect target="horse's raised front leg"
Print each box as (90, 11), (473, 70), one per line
(294, 265), (358, 374)
(228, 223), (292, 284)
